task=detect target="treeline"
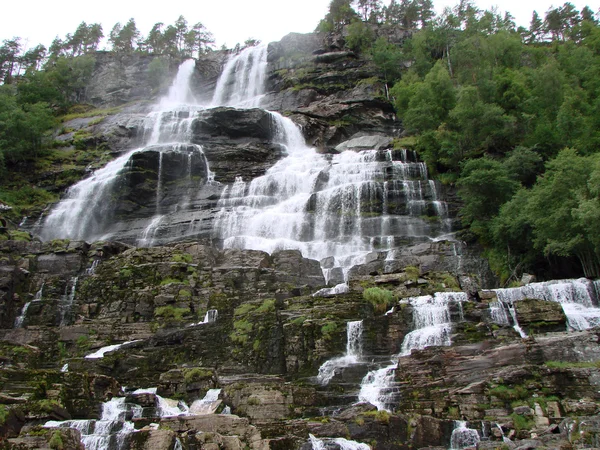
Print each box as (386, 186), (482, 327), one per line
(320, 0), (600, 280)
(0, 16), (214, 85)
(0, 15), (215, 175)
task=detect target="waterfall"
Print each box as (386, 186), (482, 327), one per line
(317, 320), (363, 385)
(189, 309), (218, 326)
(359, 292), (465, 411)
(45, 397), (138, 450)
(449, 421), (480, 449)
(358, 363), (397, 411)
(190, 388), (222, 415)
(400, 292), (464, 355)
(85, 340), (141, 359)
(15, 284), (43, 328)
(490, 278), (600, 331)
(39, 60), (212, 244)
(211, 44), (268, 108)
(309, 434), (371, 450)
(215, 127), (450, 280)
(59, 276), (78, 326)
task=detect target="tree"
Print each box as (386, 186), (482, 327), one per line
(370, 37), (404, 82)
(524, 149), (600, 277)
(317, 0), (358, 32)
(109, 19), (140, 53)
(457, 156), (519, 242)
(355, 0), (383, 23)
(183, 22), (215, 57)
(0, 38), (22, 84)
(528, 11), (544, 42)
(145, 23), (165, 54)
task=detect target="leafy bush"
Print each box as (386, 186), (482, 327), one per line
(363, 287), (394, 313)
(154, 306), (190, 321)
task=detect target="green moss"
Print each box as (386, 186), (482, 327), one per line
(0, 405), (8, 425)
(256, 299), (275, 313)
(75, 335), (91, 354)
(172, 253), (193, 263)
(178, 289), (192, 298)
(160, 277), (188, 286)
(290, 316), (307, 325)
(321, 321), (338, 340)
(234, 303), (257, 316)
(49, 430), (64, 450)
(362, 410), (391, 423)
(404, 265), (420, 282)
(545, 360), (600, 369)
(363, 287), (394, 313)
(183, 367), (213, 383)
(511, 412), (534, 431)
(154, 306), (190, 321)
(60, 106), (122, 122)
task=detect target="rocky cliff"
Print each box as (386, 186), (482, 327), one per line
(1, 31), (599, 450)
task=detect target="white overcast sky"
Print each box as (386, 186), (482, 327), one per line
(2, 0), (598, 51)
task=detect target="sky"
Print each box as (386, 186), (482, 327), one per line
(1, 0), (599, 52)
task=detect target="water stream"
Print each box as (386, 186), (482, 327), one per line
(317, 320), (363, 385)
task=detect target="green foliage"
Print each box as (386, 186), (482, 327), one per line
(256, 299), (276, 313)
(0, 405), (9, 425)
(183, 367), (213, 383)
(370, 38), (404, 82)
(546, 360), (600, 369)
(75, 335), (91, 353)
(345, 20), (375, 53)
(154, 306), (190, 321)
(49, 430), (64, 450)
(363, 287), (394, 313)
(510, 413), (534, 432)
(321, 322), (338, 339)
(404, 265), (420, 281)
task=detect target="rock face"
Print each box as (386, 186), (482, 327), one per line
(2, 234), (600, 449)
(3, 31), (600, 450)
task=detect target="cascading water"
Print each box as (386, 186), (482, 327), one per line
(400, 292), (465, 355)
(14, 284), (43, 328)
(210, 50), (452, 283)
(317, 320), (363, 385)
(359, 292), (465, 411)
(39, 60), (212, 244)
(449, 421), (480, 449)
(85, 340), (141, 359)
(489, 278), (600, 331)
(309, 433), (371, 450)
(189, 309), (218, 326)
(59, 276), (78, 326)
(211, 44), (268, 108)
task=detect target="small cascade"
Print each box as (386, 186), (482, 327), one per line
(137, 215), (165, 247)
(61, 363), (69, 373)
(85, 340), (140, 359)
(45, 397), (139, 450)
(86, 260), (100, 275)
(15, 284), (44, 328)
(174, 438), (183, 450)
(490, 278), (600, 331)
(14, 302), (32, 328)
(400, 292), (465, 355)
(449, 421), (480, 449)
(190, 388), (222, 415)
(358, 363), (397, 411)
(317, 320), (363, 385)
(309, 434), (371, 450)
(189, 309), (218, 326)
(59, 276), (78, 326)
(359, 292), (465, 410)
(211, 44), (268, 108)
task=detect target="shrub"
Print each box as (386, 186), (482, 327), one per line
(154, 306), (190, 321)
(363, 287), (394, 313)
